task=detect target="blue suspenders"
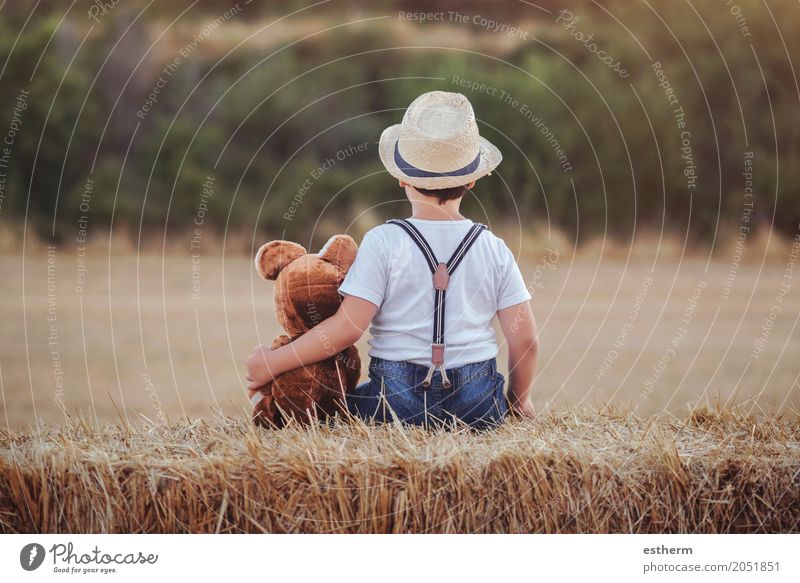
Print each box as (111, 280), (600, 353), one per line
(387, 219), (487, 388)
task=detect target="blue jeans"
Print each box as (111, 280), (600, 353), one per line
(346, 357), (508, 430)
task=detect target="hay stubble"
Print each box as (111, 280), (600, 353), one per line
(1, 407), (798, 533)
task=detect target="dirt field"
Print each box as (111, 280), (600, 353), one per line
(0, 250), (798, 429)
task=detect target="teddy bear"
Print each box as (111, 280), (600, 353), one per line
(248, 234), (362, 427)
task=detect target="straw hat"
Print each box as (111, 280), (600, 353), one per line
(378, 91), (502, 190)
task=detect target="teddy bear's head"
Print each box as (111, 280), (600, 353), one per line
(255, 235), (358, 337)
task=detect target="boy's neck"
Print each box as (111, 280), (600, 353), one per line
(410, 200), (466, 221)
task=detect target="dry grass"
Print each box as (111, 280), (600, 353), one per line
(1, 406), (798, 533)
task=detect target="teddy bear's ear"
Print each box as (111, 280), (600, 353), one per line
(318, 234), (358, 271)
(255, 241), (307, 280)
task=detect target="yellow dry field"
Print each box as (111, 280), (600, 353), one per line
(0, 251), (798, 429)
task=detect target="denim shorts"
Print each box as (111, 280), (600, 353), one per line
(346, 357), (508, 430)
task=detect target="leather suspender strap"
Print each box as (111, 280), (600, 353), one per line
(387, 219), (487, 387)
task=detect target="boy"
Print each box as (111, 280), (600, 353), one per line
(246, 91), (538, 428)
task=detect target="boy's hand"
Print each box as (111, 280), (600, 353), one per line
(245, 345), (279, 390)
(511, 397), (536, 418)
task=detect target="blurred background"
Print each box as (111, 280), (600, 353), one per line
(0, 0), (798, 428)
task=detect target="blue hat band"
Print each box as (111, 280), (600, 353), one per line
(394, 139), (481, 178)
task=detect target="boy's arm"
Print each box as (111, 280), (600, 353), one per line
(496, 300), (539, 416)
(246, 295), (377, 390)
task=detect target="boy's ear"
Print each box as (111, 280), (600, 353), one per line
(318, 234), (358, 271)
(255, 241), (307, 280)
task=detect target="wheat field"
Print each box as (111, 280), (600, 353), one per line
(1, 249), (798, 428)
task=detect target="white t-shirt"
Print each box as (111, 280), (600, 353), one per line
(338, 218), (532, 368)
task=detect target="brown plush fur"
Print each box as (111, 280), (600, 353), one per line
(249, 235), (362, 427)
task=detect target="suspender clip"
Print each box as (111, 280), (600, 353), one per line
(422, 344), (447, 389)
(430, 343), (451, 388)
(439, 365), (451, 388)
(421, 365), (451, 389)
(422, 365), (435, 388)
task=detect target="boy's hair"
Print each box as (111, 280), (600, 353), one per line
(413, 184), (469, 205)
